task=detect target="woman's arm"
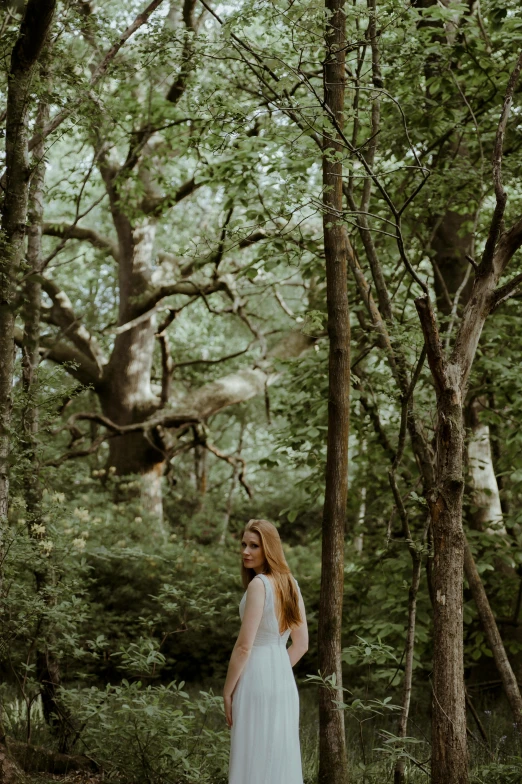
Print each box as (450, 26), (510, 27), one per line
(223, 577), (265, 727)
(287, 589), (308, 667)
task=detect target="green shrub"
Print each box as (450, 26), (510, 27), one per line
(63, 680), (229, 784)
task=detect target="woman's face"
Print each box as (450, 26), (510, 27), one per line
(241, 530), (265, 573)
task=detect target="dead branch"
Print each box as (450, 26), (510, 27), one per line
(203, 440), (253, 498)
(43, 434), (108, 467)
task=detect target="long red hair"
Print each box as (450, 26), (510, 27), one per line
(241, 519), (301, 633)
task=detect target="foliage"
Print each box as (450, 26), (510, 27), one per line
(62, 680), (228, 784)
(3, 0), (522, 779)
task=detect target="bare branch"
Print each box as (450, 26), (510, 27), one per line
(40, 277), (107, 370)
(343, 182), (393, 322)
(175, 341), (255, 368)
(132, 277), (224, 321)
(43, 434), (107, 467)
(237, 229), (269, 248)
(42, 222), (119, 261)
(56, 410), (199, 438)
(203, 439), (253, 498)
(465, 254), (479, 272)
(492, 271), (522, 311)
(14, 327), (102, 387)
(274, 286), (294, 318)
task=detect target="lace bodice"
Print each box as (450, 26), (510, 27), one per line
(239, 573), (299, 647)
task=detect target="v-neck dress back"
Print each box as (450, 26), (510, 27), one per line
(228, 572), (304, 784)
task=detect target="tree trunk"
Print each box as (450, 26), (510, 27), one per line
(394, 541), (424, 783)
(428, 387), (468, 784)
(99, 321), (167, 534)
(22, 96), (72, 752)
(96, 216), (168, 532)
(317, 1), (350, 782)
(464, 541), (522, 733)
(466, 398), (504, 534)
(0, 0), (56, 585)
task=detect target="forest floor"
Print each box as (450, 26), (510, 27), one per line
(8, 686), (522, 783)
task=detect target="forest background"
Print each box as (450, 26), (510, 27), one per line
(2, 0), (522, 782)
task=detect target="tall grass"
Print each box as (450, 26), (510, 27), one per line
(298, 686), (522, 783)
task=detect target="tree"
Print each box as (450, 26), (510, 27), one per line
(0, 0), (57, 565)
(317, 1), (350, 782)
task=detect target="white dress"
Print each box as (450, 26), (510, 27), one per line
(228, 573), (304, 784)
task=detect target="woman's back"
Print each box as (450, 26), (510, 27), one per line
(239, 573), (294, 647)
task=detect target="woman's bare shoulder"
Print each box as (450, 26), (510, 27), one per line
(246, 575), (266, 595)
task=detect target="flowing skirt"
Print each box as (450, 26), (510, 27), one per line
(229, 643), (303, 784)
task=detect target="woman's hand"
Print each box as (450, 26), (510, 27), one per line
(224, 693), (233, 729)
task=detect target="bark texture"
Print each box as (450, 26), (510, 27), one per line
(317, 1), (350, 782)
(466, 399), (504, 534)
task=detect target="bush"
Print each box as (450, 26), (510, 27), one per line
(63, 680), (229, 784)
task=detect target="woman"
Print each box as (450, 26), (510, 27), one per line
(224, 518), (308, 784)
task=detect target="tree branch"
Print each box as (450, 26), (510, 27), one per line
(130, 277), (225, 322)
(491, 271), (522, 311)
(43, 434), (108, 467)
(174, 341), (255, 368)
(201, 438), (253, 498)
(166, 0), (198, 104)
(414, 295), (447, 395)
(14, 328), (102, 387)
(56, 410), (200, 439)
(141, 177), (201, 217)
(479, 52), (522, 276)
(40, 277), (107, 370)
(494, 215), (522, 274)
(42, 222), (119, 261)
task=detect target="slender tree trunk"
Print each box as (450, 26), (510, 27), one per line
(0, 0), (56, 582)
(394, 540), (424, 783)
(464, 541), (522, 732)
(22, 96), (72, 752)
(318, 1), (350, 781)
(219, 425), (244, 546)
(0, 3), (56, 777)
